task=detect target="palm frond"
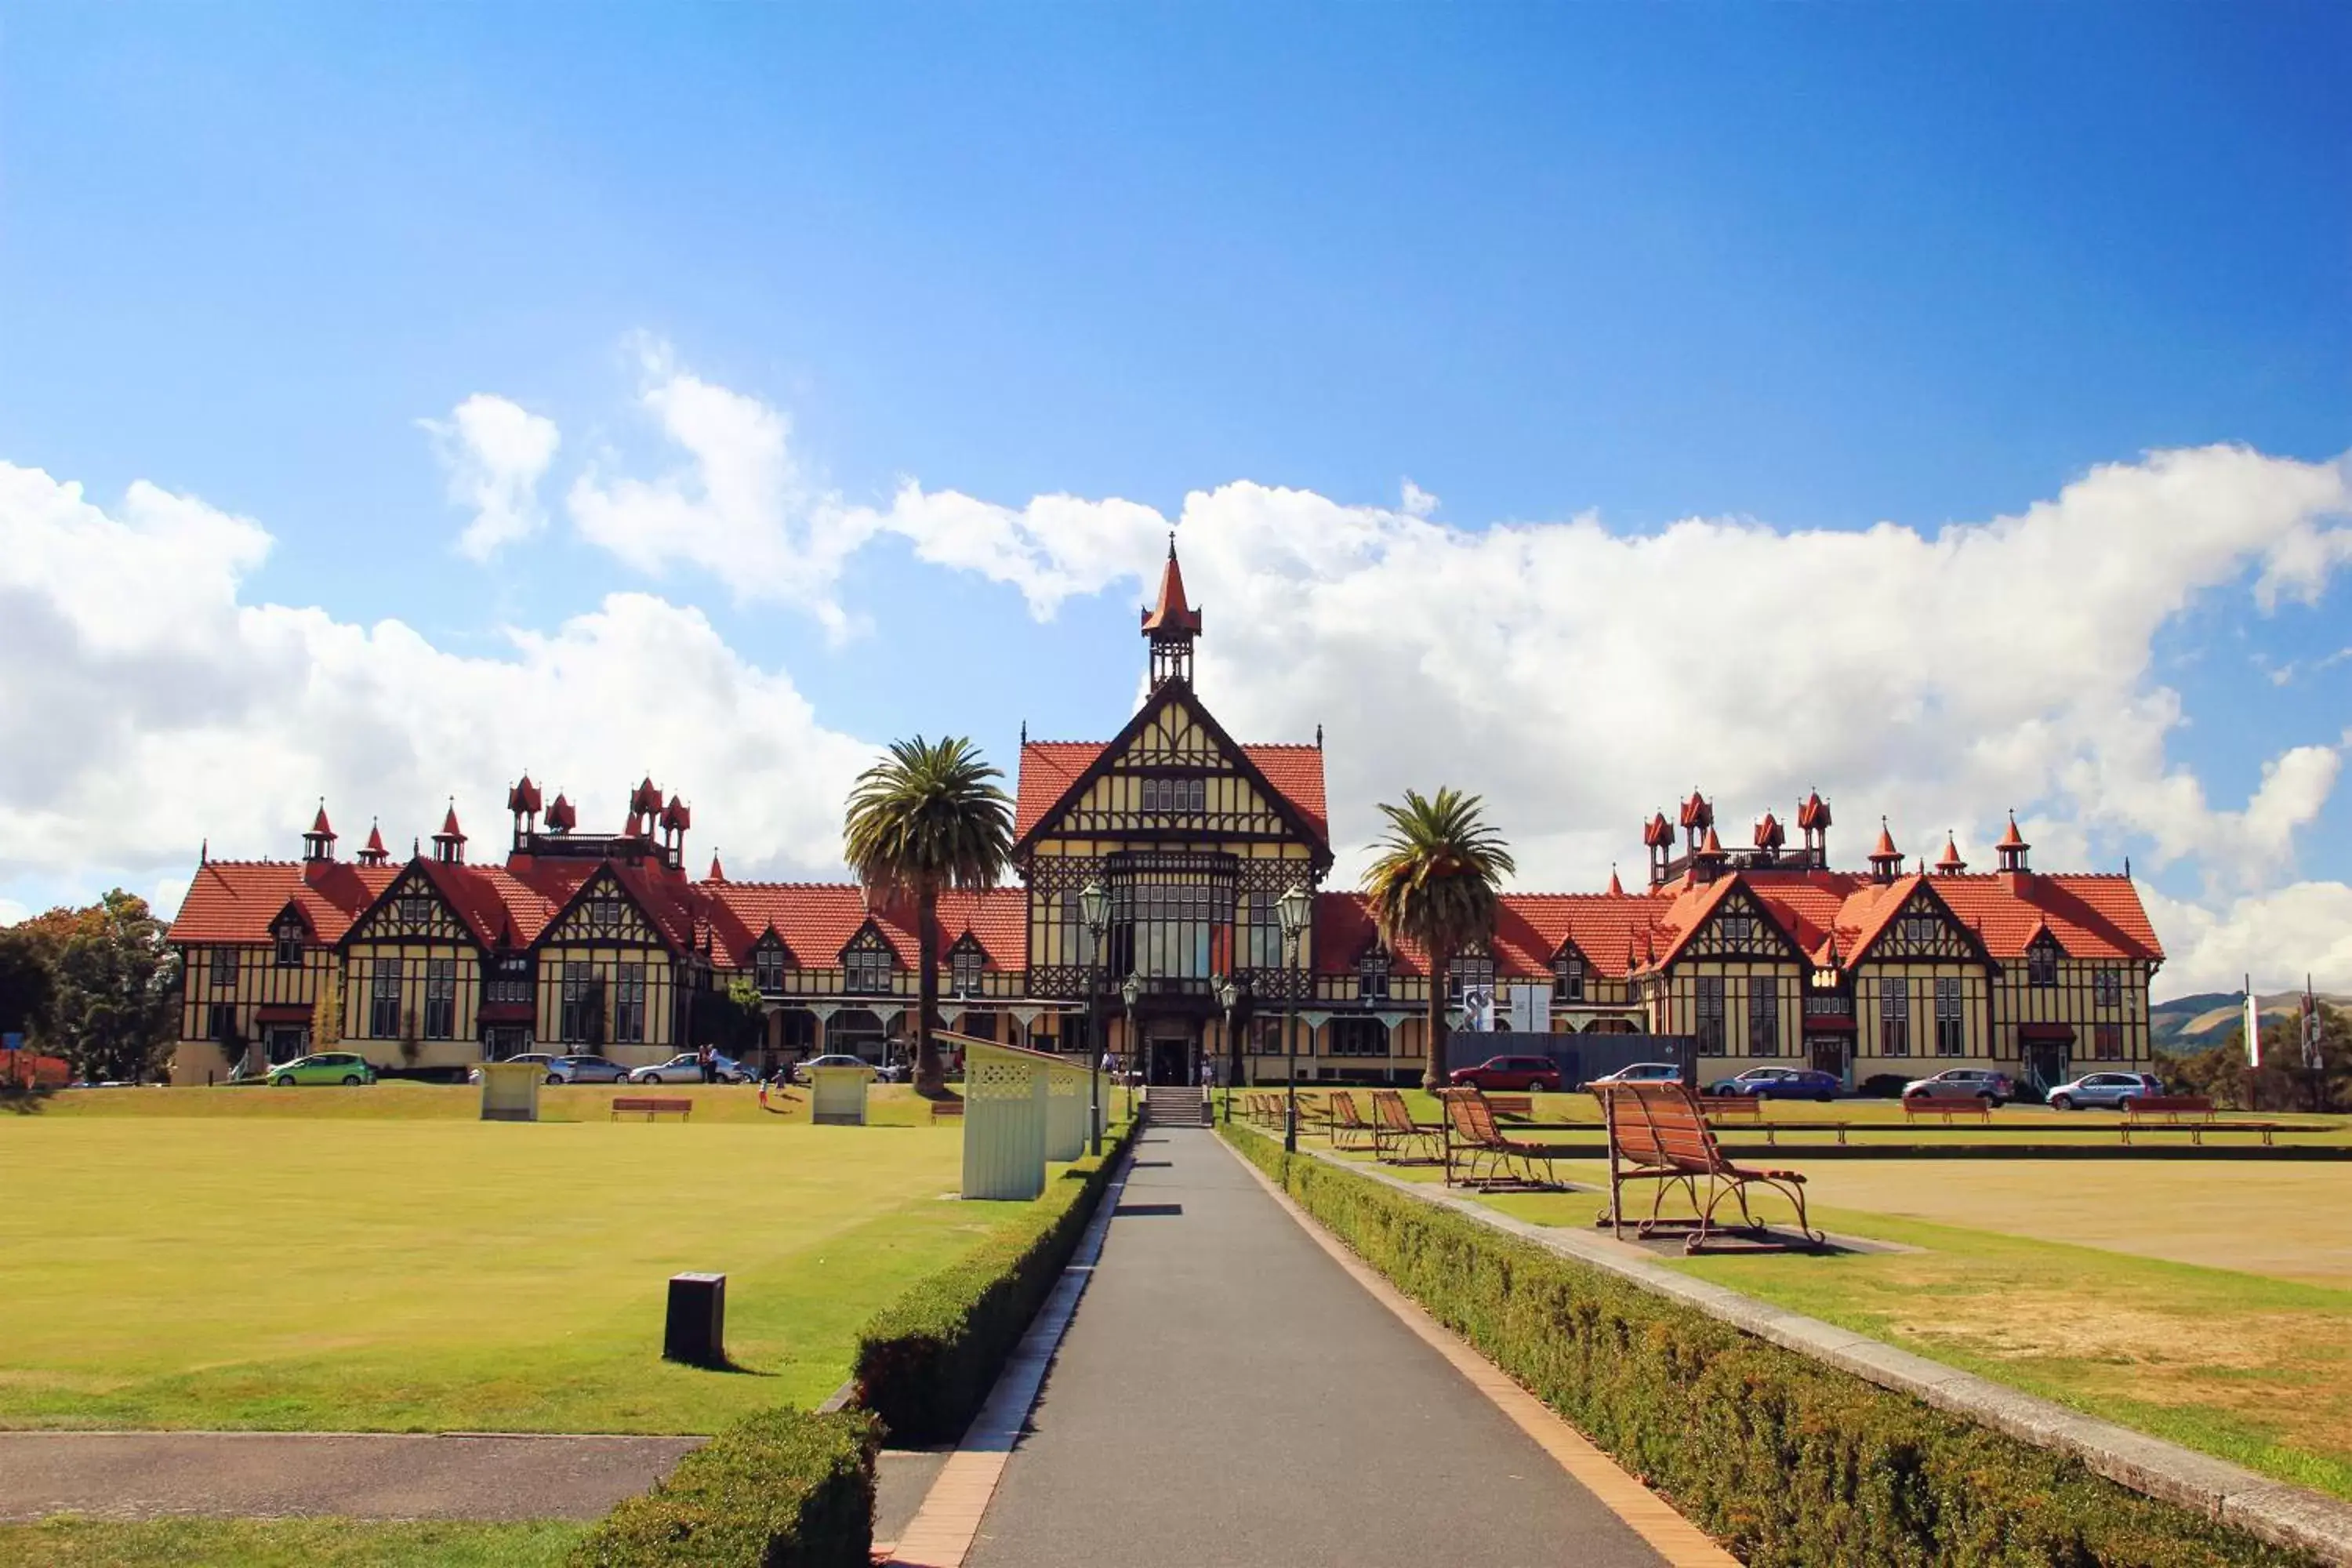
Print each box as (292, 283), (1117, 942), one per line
(1359, 786), (1515, 964)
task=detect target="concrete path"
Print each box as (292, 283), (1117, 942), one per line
(962, 1125), (1674, 1568)
(0, 1432), (702, 1523)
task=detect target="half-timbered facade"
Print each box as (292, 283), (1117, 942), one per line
(165, 540), (2161, 1094)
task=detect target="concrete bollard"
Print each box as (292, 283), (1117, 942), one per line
(664, 1272), (727, 1367)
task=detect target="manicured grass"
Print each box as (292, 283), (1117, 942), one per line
(0, 1117), (1051, 1433)
(1278, 1124), (2352, 1500)
(34, 1080), (953, 1125)
(0, 1517), (583, 1567)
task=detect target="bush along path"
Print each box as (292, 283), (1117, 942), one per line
(1221, 1121), (2326, 1568)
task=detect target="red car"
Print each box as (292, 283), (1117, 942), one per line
(1448, 1054), (1564, 1092)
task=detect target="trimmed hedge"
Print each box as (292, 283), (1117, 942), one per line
(1225, 1126), (2316, 1568)
(568, 1407), (877, 1568)
(852, 1122), (1135, 1445)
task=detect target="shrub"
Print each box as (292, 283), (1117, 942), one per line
(568, 1408), (877, 1568)
(1223, 1125), (2314, 1568)
(852, 1123), (1134, 1445)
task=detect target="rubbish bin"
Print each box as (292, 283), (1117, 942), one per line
(477, 1060), (543, 1122)
(808, 1062), (877, 1125)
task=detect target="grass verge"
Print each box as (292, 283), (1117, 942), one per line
(1225, 1121), (2318, 1567)
(0, 1517), (582, 1567)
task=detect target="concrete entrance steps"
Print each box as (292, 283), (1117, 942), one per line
(1143, 1086), (1212, 1127)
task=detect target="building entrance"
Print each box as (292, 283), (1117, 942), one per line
(1145, 1032), (1196, 1087)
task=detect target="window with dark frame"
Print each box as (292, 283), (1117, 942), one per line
(2027, 939), (2060, 988)
(368, 959), (402, 1039)
(209, 1002), (236, 1043)
(1934, 977), (1965, 1055)
(486, 956), (531, 1006)
(1695, 975), (1726, 1055)
(1448, 953), (1495, 1001)
(845, 938), (895, 995)
(1139, 775), (1207, 815)
(1357, 951), (1389, 1004)
(753, 944), (788, 993)
(558, 960), (597, 1044)
(397, 893), (430, 928)
(613, 964), (647, 1043)
(1716, 914), (1755, 949)
(1552, 952), (1585, 1002)
(1880, 978), (1911, 1056)
(2094, 1023), (2125, 1060)
(1328, 1017), (1385, 1057)
(1748, 976), (1779, 1056)
(210, 946), (238, 988)
(950, 946), (985, 995)
(274, 921), (304, 968)
(2092, 968), (2122, 1008)
(423, 958), (456, 1039)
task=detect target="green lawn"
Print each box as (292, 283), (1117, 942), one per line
(0, 1517), (582, 1568)
(30, 1080), (953, 1124)
(1263, 1125), (2352, 1500)
(0, 1116), (1036, 1433)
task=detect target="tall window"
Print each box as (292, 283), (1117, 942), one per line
(1748, 977), (1780, 1056)
(753, 945), (788, 993)
(2092, 968), (2122, 1008)
(369, 959), (402, 1039)
(1139, 775), (1206, 815)
(614, 964), (647, 1043)
(1357, 952), (1389, 1004)
(274, 921), (304, 968)
(1934, 978), (1965, 1056)
(208, 1002), (236, 1043)
(1695, 976), (1726, 1055)
(559, 960), (599, 1044)
(210, 947), (238, 989)
(1879, 978), (1911, 1056)
(950, 946), (985, 995)
(424, 958), (456, 1039)
(486, 956), (532, 1006)
(845, 939), (895, 994)
(1240, 889), (1285, 971)
(1448, 953), (1495, 1002)
(1552, 953), (1585, 1002)
(2094, 1023), (2124, 1060)
(1113, 880), (1220, 980)
(1249, 1014), (1287, 1054)
(2027, 939), (2059, 988)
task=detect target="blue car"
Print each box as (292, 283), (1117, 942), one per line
(1704, 1066), (1842, 1102)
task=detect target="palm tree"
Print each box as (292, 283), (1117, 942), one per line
(1361, 787), (1515, 1093)
(843, 736), (1014, 1093)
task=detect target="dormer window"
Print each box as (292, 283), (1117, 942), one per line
(950, 946), (985, 995)
(1140, 775), (1207, 815)
(2027, 938), (2060, 989)
(1357, 951), (1389, 1004)
(1552, 952), (1585, 1002)
(844, 935), (895, 995)
(752, 942), (789, 994)
(1448, 953), (1494, 1001)
(273, 919), (305, 968)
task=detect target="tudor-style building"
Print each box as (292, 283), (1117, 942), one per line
(165, 541), (2162, 1094)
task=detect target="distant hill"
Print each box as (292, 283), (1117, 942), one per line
(2152, 990), (2349, 1053)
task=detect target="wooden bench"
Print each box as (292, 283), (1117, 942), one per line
(931, 1098), (966, 1122)
(1439, 1087), (1564, 1189)
(1369, 1088), (1443, 1163)
(1323, 1090), (1377, 1150)
(1901, 1094), (1991, 1124)
(1598, 1082), (1823, 1254)
(1486, 1094), (1534, 1120)
(1697, 1094), (1762, 1121)
(610, 1095), (692, 1122)
(2118, 1095), (2271, 1145)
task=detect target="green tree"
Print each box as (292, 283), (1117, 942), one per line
(0, 927), (56, 1040)
(692, 977), (769, 1058)
(45, 891), (180, 1083)
(2158, 1002), (2351, 1112)
(842, 735), (1013, 1094)
(1362, 787), (1515, 1092)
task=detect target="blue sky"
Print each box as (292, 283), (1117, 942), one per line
(2, 3), (2347, 996)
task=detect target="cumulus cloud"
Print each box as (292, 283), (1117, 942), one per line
(423, 394), (561, 560)
(0, 461), (875, 897)
(2139, 882), (2352, 1000)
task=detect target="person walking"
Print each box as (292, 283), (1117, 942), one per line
(697, 1042), (716, 1084)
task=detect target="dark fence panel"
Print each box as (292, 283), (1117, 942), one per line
(1443, 1031), (1698, 1089)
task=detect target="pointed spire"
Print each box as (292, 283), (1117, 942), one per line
(1797, 790), (1831, 830)
(1936, 832), (1966, 874)
(707, 850), (726, 882)
(310, 801), (333, 836)
(359, 818), (389, 866)
(1869, 817), (1902, 883)
(1642, 811), (1675, 848)
(1606, 864), (1624, 897)
(1139, 533), (1203, 635)
(1997, 810), (2031, 876)
(1753, 811), (1784, 851)
(544, 793), (576, 833)
(1997, 811), (2027, 850)
(303, 799), (337, 863)
(432, 800), (466, 865)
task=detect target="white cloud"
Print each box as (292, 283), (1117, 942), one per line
(423, 394), (561, 561)
(0, 898), (28, 926)
(2140, 881), (2352, 1000)
(1399, 479), (1439, 519)
(0, 461), (876, 894)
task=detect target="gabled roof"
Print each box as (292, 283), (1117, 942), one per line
(1011, 683), (1330, 854)
(695, 883), (1029, 973)
(1316, 890), (1668, 982)
(168, 860), (400, 946)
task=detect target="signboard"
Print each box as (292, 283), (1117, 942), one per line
(1461, 985), (1496, 1032)
(2306, 990), (2326, 1073)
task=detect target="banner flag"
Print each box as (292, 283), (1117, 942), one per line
(2306, 980), (2325, 1073)
(2244, 978), (2263, 1069)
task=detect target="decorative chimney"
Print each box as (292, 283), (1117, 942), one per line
(1693, 826), (1729, 885)
(1140, 534), (1203, 688)
(1796, 790), (1832, 869)
(432, 801), (466, 866)
(302, 801), (336, 864)
(1996, 811), (2031, 888)
(358, 819), (390, 867)
(1936, 833), (1967, 876)
(1642, 811), (1675, 890)
(1867, 818), (1902, 884)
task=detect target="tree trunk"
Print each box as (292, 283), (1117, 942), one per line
(914, 882), (944, 1094)
(1422, 949), (1450, 1093)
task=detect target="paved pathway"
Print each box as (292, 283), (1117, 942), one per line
(961, 1125), (1673, 1568)
(0, 1432), (702, 1523)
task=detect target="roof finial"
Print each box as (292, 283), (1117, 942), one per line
(1020, 719), (1027, 746)
(1315, 723), (1323, 749)
(1167, 529), (1177, 559)
(200, 837), (209, 864)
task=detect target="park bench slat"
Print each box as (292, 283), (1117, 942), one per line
(1597, 1081), (1824, 1254)
(611, 1095), (692, 1121)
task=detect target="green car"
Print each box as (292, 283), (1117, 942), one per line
(267, 1052), (377, 1087)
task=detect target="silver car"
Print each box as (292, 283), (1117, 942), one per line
(628, 1052), (751, 1084)
(548, 1054), (631, 1084)
(2046, 1071), (2163, 1111)
(1902, 1068), (2013, 1105)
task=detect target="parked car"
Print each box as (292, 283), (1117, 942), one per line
(873, 1060), (911, 1083)
(1448, 1054), (1564, 1092)
(628, 1052), (752, 1084)
(1704, 1065), (1842, 1102)
(2045, 1071), (2163, 1112)
(267, 1052), (377, 1087)
(795, 1053), (873, 1083)
(1901, 1067), (2014, 1105)
(466, 1051), (559, 1084)
(548, 1054), (632, 1084)
(1585, 1062), (1685, 1088)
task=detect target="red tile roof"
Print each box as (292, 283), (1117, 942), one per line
(1011, 740), (1328, 841)
(698, 883), (1028, 972)
(168, 860), (398, 946)
(1316, 891), (1668, 981)
(1139, 539), (1202, 635)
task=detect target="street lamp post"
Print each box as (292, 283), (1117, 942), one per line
(1215, 975), (1242, 1123)
(1276, 881), (1313, 1153)
(1080, 880), (1110, 1157)
(1120, 974), (1142, 1124)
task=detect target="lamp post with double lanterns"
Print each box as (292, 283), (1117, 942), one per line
(1276, 881), (1313, 1152)
(1215, 975), (1243, 1123)
(1120, 973), (1142, 1123)
(1079, 879), (1110, 1158)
